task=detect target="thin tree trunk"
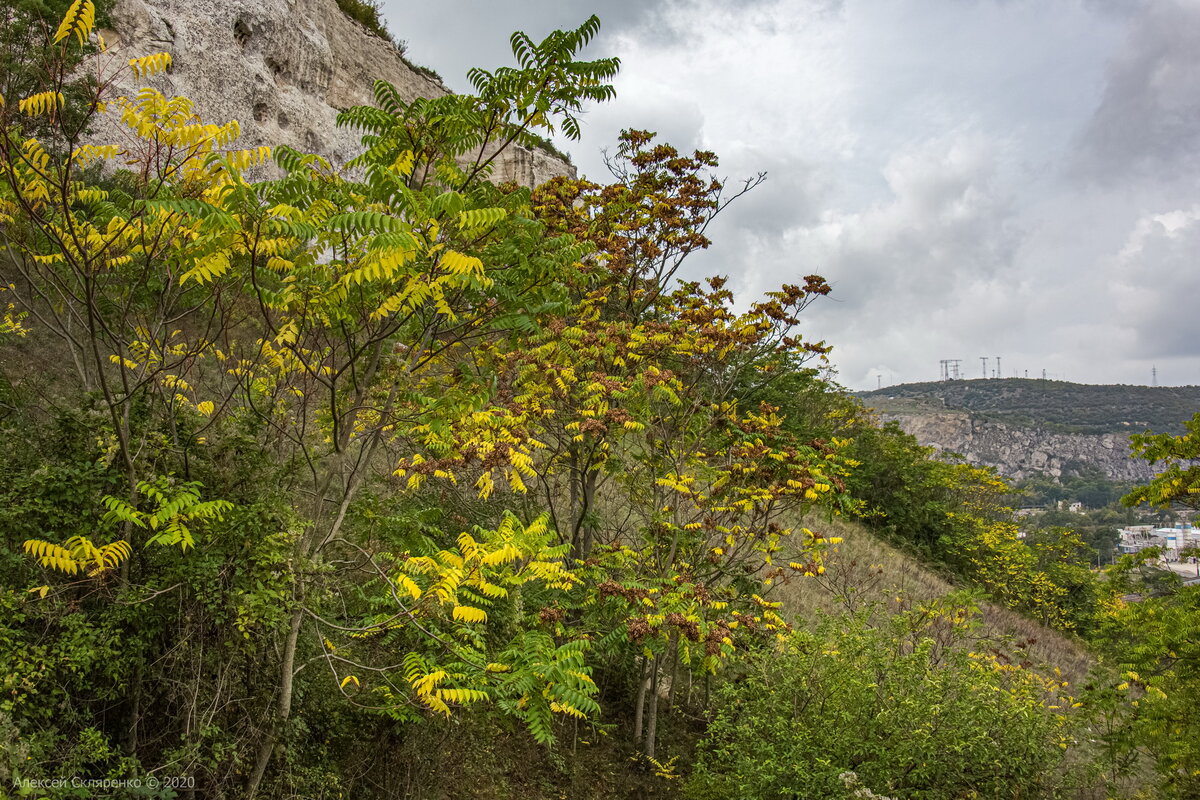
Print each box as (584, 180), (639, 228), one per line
(246, 604), (304, 798)
(124, 657), (143, 755)
(633, 655), (650, 745)
(644, 658), (659, 761)
(580, 470), (597, 559)
(665, 631), (680, 712)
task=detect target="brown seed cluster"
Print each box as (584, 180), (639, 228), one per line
(664, 612), (701, 642)
(538, 606), (565, 624)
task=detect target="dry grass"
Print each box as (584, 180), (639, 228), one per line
(773, 515), (1094, 681)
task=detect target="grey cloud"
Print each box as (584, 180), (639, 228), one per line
(791, 132), (1026, 385)
(719, 152), (830, 233)
(383, 0), (784, 93)
(1112, 209), (1200, 358)
(382, 0), (647, 92)
(379, 0), (1200, 387)
(1071, 1), (1200, 184)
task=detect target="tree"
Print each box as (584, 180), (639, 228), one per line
(2, 5), (623, 794)
(517, 132), (848, 760)
(1123, 411), (1200, 511)
(1082, 414), (1200, 798)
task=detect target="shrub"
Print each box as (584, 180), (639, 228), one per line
(688, 599), (1085, 800)
(334, 0), (394, 45)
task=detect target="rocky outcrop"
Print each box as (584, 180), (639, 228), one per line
(882, 411), (1159, 482)
(97, 0), (574, 185)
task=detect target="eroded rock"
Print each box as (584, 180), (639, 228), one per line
(95, 0), (574, 185)
(883, 410), (1160, 482)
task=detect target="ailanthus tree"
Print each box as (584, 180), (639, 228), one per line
(469, 132), (852, 760)
(1123, 411), (1200, 511)
(363, 126), (852, 762)
(1, 4), (625, 794)
(0, 0), (113, 143)
(1081, 415), (1200, 798)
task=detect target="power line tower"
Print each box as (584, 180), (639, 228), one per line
(980, 356), (988, 378)
(939, 359), (962, 381)
(1153, 365), (1158, 387)
(995, 356), (1002, 379)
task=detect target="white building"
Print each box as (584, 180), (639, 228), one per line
(1118, 524), (1200, 562)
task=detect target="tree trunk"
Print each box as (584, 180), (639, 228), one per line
(644, 658), (659, 761)
(633, 655), (650, 745)
(124, 656), (143, 755)
(665, 631), (680, 712)
(580, 470), (597, 559)
(246, 603), (304, 798)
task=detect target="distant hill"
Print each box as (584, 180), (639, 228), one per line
(858, 379), (1200, 436)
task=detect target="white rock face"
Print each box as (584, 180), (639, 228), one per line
(97, 0), (574, 186)
(882, 410), (1160, 482)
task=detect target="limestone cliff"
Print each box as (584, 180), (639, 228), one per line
(98, 0), (574, 186)
(880, 410), (1158, 483)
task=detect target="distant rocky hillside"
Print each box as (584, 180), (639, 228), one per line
(877, 409), (1160, 482)
(858, 379), (1200, 482)
(98, 0), (574, 186)
(861, 379), (1200, 435)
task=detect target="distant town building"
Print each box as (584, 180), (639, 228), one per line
(1118, 523), (1200, 562)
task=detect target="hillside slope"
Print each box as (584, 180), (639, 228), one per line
(861, 378), (1200, 435)
(858, 379), (1200, 481)
(778, 516), (1093, 680)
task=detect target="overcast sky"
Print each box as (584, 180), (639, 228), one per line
(382, 0), (1200, 390)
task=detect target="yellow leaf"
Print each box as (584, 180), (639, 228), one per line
(54, 0), (95, 45)
(340, 675), (360, 690)
(397, 574), (422, 600)
(451, 605), (487, 624)
(18, 90), (65, 117)
(129, 52), (172, 78)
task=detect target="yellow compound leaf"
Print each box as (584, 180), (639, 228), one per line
(53, 0), (95, 45)
(451, 605), (487, 624)
(18, 91), (64, 117)
(129, 52), (173, 78)
(397, 574), (422, 600)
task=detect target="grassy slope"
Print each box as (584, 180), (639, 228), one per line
(859, 378), (1200, 435)
(777, 516), (1093, 681)
(403, 517), (1093, 799)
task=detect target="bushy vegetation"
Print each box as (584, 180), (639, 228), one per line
(334, 0), (394, 45)
(690, 599), (1085, 800)
(862, 378), (1200, 435)
(1018, 465), (1135, 510)
(0, 4), (1196, 798)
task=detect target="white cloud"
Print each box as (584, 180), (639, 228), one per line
(383, 0), (1200, 388)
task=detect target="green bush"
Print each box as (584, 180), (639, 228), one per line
(334, 0), (394, 44)
(688, 600), (1086, 800)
